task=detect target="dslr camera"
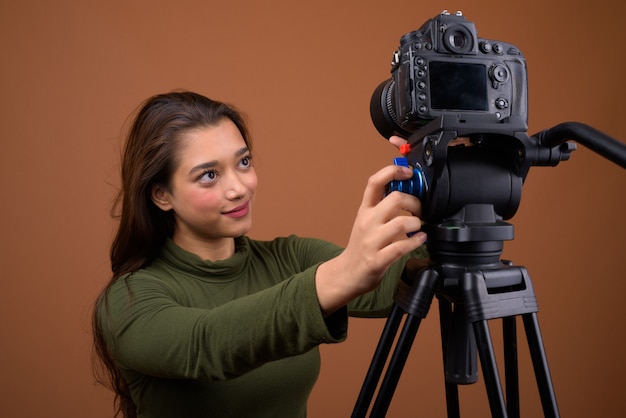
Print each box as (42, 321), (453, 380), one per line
(371, 10), (528, 139)
(374, 11), (536, 223)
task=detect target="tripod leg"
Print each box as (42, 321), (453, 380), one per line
(352, 266), (439, 417)
(503, 316), (520, 418)
(370, 314), (423, 417)
(473, 320), (508, 418)
(438, 297), (460, 418)
(522, 313), (560, 418)
(352, 304), (404, 418)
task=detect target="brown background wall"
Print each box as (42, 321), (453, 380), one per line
(1, 0), (625, 417)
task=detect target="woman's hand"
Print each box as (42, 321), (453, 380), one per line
(315, 163), (427, 316)
(389, 135), (408, 149)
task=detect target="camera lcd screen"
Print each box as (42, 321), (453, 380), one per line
(429, 61), (488, 111)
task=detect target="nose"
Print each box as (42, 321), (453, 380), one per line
(224, 170), (247, 200)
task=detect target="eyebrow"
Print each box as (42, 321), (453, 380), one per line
(188, 147), (250, 175)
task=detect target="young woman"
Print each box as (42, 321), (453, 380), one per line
(93, 91), (428, 418)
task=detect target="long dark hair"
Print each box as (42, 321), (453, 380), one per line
(92, 91), (252, 418)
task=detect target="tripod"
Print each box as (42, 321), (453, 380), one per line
(351, 204), (559, 418)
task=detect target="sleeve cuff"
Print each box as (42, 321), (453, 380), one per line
(304, 264), (348, 344)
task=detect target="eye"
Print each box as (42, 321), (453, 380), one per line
(239, 154), (253, 168)
(199, 169), (218, 184)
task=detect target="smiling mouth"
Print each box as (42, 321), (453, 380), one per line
(223, 201), (250, 218)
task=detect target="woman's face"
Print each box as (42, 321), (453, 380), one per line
(152, 118), (258, 255)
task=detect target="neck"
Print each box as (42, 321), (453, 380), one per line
(172, 233), (236, 261)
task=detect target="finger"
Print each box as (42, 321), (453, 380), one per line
(389, 136), (408, 149)
(376, 231), (427, 266)
(385, 215), (424, 241)
(380, 191), (423, 218)
(364, 214), (424, 252)
(361, 165), (414, 207)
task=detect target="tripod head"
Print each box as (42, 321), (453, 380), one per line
(399, 114), (575, 222)
(390, 114), (575, 266)
(393, 116), (625, 264)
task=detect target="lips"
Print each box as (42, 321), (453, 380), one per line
(223, 201), (250, 218)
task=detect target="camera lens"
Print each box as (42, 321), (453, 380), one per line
(370, 79), (416, 139)
(442, 25), (474, 54)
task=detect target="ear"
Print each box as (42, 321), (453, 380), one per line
(151, 183), (173, 211)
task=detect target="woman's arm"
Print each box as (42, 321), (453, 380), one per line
(100, 265), (342, 381)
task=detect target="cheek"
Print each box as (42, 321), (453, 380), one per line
(246, 170), (259, 195)
(248, 177), (259, 195)
(185, 188), (223, 212)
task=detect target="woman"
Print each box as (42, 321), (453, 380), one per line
(93, 91), (427, 418)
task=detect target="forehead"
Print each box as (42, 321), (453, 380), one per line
(175, 119), (247, 161)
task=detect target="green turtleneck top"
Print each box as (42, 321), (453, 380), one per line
(100, 235), (426, 417)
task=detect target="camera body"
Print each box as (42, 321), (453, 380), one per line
(371, 11), (528, 139)
(372, 11), (538, 224)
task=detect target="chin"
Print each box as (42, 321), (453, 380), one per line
(233, 220), (253, 237)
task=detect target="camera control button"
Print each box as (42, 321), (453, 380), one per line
(490, 64), (510, 84)
(480, 41), (492, 54)
(495, 98), (509, 109)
